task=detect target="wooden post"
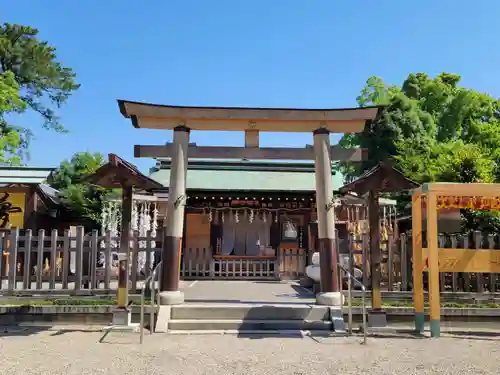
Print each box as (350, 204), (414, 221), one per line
(159, 125), (190, 305)
(117, 185), (133, 308)
(244, 130), (259, 148)
(388, 232), (394, 291)
(400, 232), (408, 291)
(36, 229), (45, 290)
(426, 192), (440, 338)
(312, 128), (341, 306)
(368, 190), (382, 310)
(75, 226), (84, 292)
(7, 227), (19, 293)
(412, 193), (425, 334)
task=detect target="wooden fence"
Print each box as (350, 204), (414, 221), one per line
(2, 225), (499, 296)
(348, 231), (500, 293)
(0, 227), (308, 295)
(0, 227), (162, 295)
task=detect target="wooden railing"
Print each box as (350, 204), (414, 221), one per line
(180, 248), (308, 280)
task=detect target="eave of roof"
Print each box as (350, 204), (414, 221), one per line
(83, 154), (163, 190)
(117, 100), (385, 133)
(339, 160), (419, 194)
(0, 166), (54, 185)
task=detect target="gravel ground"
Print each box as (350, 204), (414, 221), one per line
(0, 327), (499, 375)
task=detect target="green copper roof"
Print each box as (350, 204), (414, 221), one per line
(0, 166), (54, 185)
(149, 160), (344, 191)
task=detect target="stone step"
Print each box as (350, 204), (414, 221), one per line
(168, 329), (346, 337)
(168, 319), (332, 331)
(171, 304), (330, 321)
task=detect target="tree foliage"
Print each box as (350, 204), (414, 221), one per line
(0, 23), (79, 162)
(49, 152), (106, 224)
(0, 71), (25, 164)
(339, 72), (500, 231)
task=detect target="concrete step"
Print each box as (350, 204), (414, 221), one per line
(168, 319), (332, 331)
(171, 304), (330, 321)
(168, 329), (346, 337)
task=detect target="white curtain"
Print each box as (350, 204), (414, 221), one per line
(234, 220), (247, 255)
(257, 216), (271, 248)
(222, 213), (272, 256)
(245, 218), (260, 256)
(221, 218), (235, 255)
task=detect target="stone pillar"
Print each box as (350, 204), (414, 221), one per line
(313, 128), (342, 307)
(159, 125), (190, 305)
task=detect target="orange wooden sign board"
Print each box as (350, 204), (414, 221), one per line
(422, 248), (500, 273)
(436, 196), (500, 211)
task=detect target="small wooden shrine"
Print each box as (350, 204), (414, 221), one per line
(340, 160), (419, 311)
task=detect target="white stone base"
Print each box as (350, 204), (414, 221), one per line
(102, 323), (140, 333)
(159, 290), (185, 305)
(316, 292), (344, 307)
(111, 308), (131, 326)
(155, 306), (172, 333)
(305, 265), (320, 283)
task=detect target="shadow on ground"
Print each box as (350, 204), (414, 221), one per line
(0, 325), (49, 337)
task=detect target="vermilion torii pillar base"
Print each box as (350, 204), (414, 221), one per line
(313, 128), (343, 307)
(159, 125), (190, 305)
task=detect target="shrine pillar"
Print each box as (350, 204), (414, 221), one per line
(159, 125), (190, 305)
(313, 128), (342, 307)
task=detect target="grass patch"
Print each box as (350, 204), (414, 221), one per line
(0, 298), (498, 309)
(0, 297), (140, 306)
(347, 300), (500, 309)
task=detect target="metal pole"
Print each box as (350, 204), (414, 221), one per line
(362, 288), (367, 345)
(140, 290), (144, 344)
(150, 274), (156, 334)
(347, 272), (353, 335)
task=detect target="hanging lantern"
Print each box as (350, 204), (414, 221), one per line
(249, 209), (254, 223)
(235, 210), (239, 223)
(208, 209), (213, 223)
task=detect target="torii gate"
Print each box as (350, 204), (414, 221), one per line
(118, 101), (382, 308)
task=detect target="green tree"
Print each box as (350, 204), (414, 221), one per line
(0, 23), (79, 160)
(0, 71), (25, 164)
(340, 72), (500, 230)
(50, 152), (106, 224)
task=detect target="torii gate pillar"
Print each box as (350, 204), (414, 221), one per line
(158, 125), (190, 305)
(313, 128), (342, 307)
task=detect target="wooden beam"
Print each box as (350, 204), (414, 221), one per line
(245, 130), (259, 148)
(134, 144), (366, 161)
(118, 100), (383, 133)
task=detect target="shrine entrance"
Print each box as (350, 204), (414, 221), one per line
(118, 101), (382, 307)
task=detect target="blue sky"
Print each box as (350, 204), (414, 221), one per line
(4, 1), (500, 173)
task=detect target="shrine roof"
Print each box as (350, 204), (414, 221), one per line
(118, 100), (384, 133)
(0, 166), (54, 185)
(150, 159), (343, 192)
(83, 154), (163, 190)
(339, 160), (419, 194)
